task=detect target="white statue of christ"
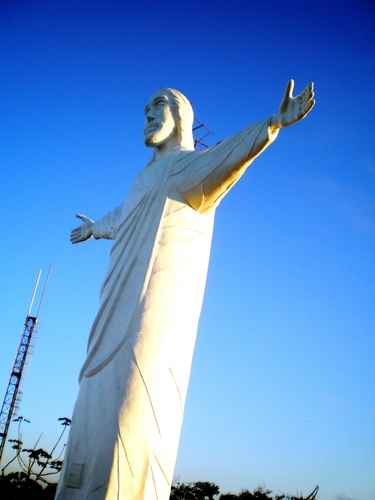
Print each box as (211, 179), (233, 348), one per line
(55, 80), (315, 500)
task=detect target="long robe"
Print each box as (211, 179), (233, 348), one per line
(55, 119), (278, 500)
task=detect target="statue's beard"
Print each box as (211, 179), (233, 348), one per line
(144, 123), (177, 148)
(144, 131), (159, 146)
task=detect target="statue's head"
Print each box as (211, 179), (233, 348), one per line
(144, 88), (194, 151)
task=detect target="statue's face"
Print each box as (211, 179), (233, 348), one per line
(144, 92), (176, 148)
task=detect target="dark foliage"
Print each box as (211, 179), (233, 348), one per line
(170, 481), (220, 499)
(0, 472), (56, 500)
(219, 486), (317, 500)
(171, 482), (318, 500)
(0, 415), (70, 499)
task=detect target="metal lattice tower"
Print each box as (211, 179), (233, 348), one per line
(0, 316), (37, 462)
(0, 269), (50, 464)
(193, 119), (212, 149)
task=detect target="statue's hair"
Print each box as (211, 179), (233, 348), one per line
(158, 88), (195, 150)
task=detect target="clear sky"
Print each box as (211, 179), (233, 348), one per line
(0, 1), (374, 499)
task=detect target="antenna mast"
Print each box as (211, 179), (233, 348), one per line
(0, 268), (51, 464)
(193, 119), (212, 149)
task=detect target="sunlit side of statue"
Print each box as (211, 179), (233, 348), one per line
(55, 80), (315, 500)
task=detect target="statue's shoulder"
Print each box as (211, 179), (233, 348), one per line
(168, 149), (201, 178)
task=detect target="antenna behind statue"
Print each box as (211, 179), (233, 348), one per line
(0, 266), (52, 465)
(27, 266), (52, 319)
(193, 119), (213, 149)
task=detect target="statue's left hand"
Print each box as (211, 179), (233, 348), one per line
(70, 213), (95, 244)
(273, 79), (315, 129)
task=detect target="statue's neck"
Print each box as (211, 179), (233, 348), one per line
(151, 146), (178, 162)
(152, 135), (181, 161)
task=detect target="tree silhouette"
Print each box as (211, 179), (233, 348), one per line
(1, 416), (71, 489)
(193, 481), (220, 499)
(171, 481), (197, 500)
(171, 482), (319, 500)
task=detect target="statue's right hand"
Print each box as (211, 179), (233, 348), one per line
(70, 213), (95, 244)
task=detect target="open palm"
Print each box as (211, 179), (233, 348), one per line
(70, 213), (94, 244)
(277, 79), (315, 127)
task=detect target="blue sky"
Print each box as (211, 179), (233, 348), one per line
(0, 1), (374, 499)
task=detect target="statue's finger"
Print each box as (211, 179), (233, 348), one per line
(301, 99), (315, 119)
(300, 86), (309, 101)
(301, 92), (314, 112)
(281, 79), (294, 106)
(304, 94), (314, 107)
(76, 213), (94, 225)
(286, 79), (295, 98)
(305, 83), (314, 100)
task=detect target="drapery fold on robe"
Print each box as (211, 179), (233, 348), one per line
(55, 118), (278, 500)
(80, 119), (277, 381)
(173, 119), (278, 211)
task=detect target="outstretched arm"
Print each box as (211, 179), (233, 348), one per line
(70, 205), (123, 244)
(180, 80), (315, 213)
